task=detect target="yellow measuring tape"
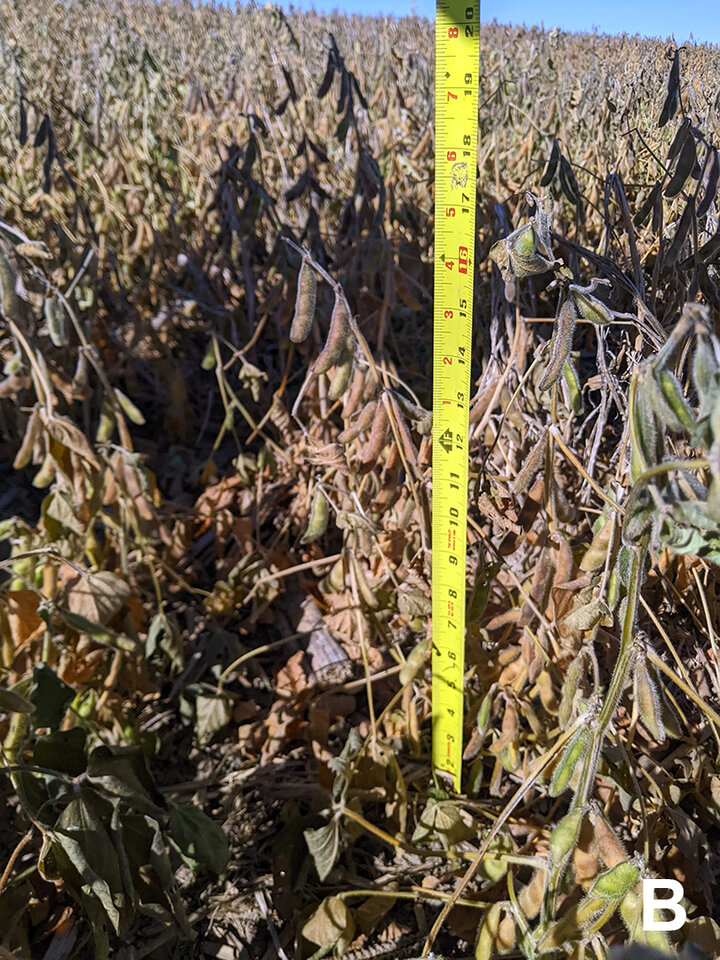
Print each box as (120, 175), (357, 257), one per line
(432, 0), (480, 793)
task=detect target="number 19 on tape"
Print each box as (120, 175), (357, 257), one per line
(431, 0), (479, 793)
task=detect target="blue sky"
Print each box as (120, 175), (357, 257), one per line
(281, 0), (720, 46)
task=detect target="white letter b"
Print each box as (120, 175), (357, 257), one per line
(642, 879), (686, 931)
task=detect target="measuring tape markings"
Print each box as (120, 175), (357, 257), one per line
(431, 0), (480, 792)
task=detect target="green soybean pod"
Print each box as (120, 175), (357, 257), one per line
(301, 487), (329, 544)
(589, 861), (639, 901)
(550, 809), (584, 865)
(549, 726), (590, 797)
(539, 295), (577, 392)
(44, 294), (69, 347)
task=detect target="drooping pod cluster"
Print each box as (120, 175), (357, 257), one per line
(624, 303), (720, 562)
(290, 252), (424, 484)
(489, 194), (618, 409)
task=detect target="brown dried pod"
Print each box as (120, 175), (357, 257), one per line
(359, 398), (390, 472)
(383, 440), (400, 474)
(517, 867), (547, 919)
(342, 364), (367, 419)
(13, 406), (42, 470)
(338, 399), (377, 443)
(327, 336), (355, 401)
(290, 256), (317, 343)
(388, 395), (418, 471)
(559, 650), (586, 727)
(16, 241), (53, 260)
(314, 288), (350, 375)
(590, 803), (628, 869)
(580, 513), (614, 572)
(518, 545), (554, 625)
(633, 651), (665, 742)
(350, 552), (378, 610)
(496, 911), (516, 954)
(512, 429), (548, 494)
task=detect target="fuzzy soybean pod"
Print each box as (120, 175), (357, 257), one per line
(350, 552), (378, 610)
(550, 809), (585, 866)
(13, 407), (41, 470)
(302, 487), (329, 544)
(632, 652), (665, 742)
(562, 359), (583, 415)
(570, 285), (613, 325)
(475, 902), (502, 960)
(539, 295), (577, 391)
(388, 394), (418, 470)
(549, 725), (590, 796)
(342, 365), (367, 419)
(314, 288), (350, 375)
(589, 862), (640, 901)
(338, 399), (377, 443)
(32, 451), (57, 489)
(0, 249), (20, 321)
(290, 257), (317, 343)
(558, 650), (585, 727)
(630, 366), (664, 481)
(654, 367), (696, 434)
(44, 295), (69, 347)
(360, 398), (390, 471)
(513, 429), (547, 495)
(327, 335), (355, 401)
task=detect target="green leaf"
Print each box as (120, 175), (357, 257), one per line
(34, 728), (87, 776)
(56, 606), (136, 651)
(167, 803), (229, 875)
(121, 812), (192, 937)
(79, 886), (112, 960)
(146, 612), (184, 671)
(195, 693), (232, 745)
(304, 818), (341, 881)
(30, 664), (74, 729)
(50, 792), (129, 935)
(86, 744), (166, 816)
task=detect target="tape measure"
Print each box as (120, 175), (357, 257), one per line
(431, 0), (480, 793)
